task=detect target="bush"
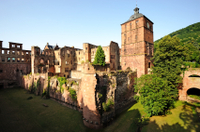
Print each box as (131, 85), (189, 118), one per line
(57, 77), (66, 93)
(69, 88), (77, 101)
(134, 95), (140, 102)
(102, 99), (114, 112)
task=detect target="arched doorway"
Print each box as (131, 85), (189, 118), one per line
(187, 87), (200, 102)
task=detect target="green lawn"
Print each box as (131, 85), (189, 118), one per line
(0, 87), (199, 132)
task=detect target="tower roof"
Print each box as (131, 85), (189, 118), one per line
(121, 7), (153, 25)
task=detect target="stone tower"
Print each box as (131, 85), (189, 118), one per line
(121, 7), (154, 77)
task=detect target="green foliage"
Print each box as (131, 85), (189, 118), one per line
(153, 35), (186, 98)
(93, 46), (106, 66)
(69, 88), (77, 101)
(57, 77), (66, 94)
(154, 22), (200, 65)
(134, 95), (140, 102)
(102, 99), (114, 112)
(135, 74), (175, 116)
(98, 93), (103, 99)
(188, 95), (200, 100)
(135, 35), (187, 116)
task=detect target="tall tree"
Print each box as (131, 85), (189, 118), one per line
(135, 35), (187, 116)
(93, 46), (106, 66)
(153, 35), (187, 95)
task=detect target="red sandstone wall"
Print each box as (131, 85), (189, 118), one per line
(0, 63), (31, 81)
(179, 68), (200, 101)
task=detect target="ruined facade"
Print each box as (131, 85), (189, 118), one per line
(31, 41), (120, 78)
(0, 7), (154, 129)
(121, 7), (154, 77)
(0, 41), (31, 88)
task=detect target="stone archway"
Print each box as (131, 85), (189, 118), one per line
(179, 68), (200, 101)
(186, 88), (200, 102)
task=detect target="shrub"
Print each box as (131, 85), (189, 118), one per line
(69, 88), (77, 101)
(102, 99), (114, 112)
(57, 77), (66, 94)
(134, 95), (140, 102)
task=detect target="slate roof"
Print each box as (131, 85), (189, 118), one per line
(47, 45), (55, 49)
(121, 7), (153, 25)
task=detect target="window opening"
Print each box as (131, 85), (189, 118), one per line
(7, 57), (10, 62)
(12, 58), (15, 62)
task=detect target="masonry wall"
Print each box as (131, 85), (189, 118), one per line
(179, 68), (200, 101)
(121, 16), (154, 77)
(0, 42), (31, 88)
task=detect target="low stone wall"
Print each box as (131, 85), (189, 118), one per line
(71, 70), (83, 79)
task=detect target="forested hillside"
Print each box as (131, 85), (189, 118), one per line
(154, 22), (200, 45)
(154, 22), (200, 67)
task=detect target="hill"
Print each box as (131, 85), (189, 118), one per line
(154, 22), (200, 45)
(154, 22), (200, 67)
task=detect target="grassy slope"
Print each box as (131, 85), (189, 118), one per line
(0, 88), (91, 132)
(0, 88), (200, 132)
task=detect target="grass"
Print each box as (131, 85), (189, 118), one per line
(0, 87), (91, 132)
(0, 87), (200, 132)
(188, 95), (200, 100)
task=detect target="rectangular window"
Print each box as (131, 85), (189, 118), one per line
(12, 51), (15, 55)
(12, 58), (15, 62)
(17, 51), (20, 55)
(12, 45), (15, 48)
(17, 45), (20, 48)
(7, 57), (10, 62)
(17, 58), (20, 62)
(68, 54), (70, 57)
(2, 58), (5, 62)
(21, 58), (24, 62)
(2, 50), (4, 54)
(0, 70), (2, 73)
(65, 68), (69, 72)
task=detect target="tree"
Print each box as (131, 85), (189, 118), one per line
(135, 35), (187, 116)
(152, 35), (187, 97)
(135, 74), (172, 116)
(93, 46), (106, 66)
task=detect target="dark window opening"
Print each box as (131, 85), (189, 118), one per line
(7, 58), (10, 62)
(0, 83), (3, 89)
(0, 70), (3, 73)
(12, 58), (15, 62)
(2, 58), (5, 62)
(187, 88), (200, 97)
(148, 62), (151, 68)
(189, 74), (200, 77)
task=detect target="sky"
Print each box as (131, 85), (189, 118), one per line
(0, 0), (199, 50)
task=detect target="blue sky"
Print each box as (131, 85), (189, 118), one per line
(0, 0), (199, 50)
